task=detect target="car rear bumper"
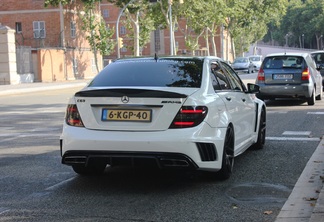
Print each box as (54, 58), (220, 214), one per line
(257, 83), (313, 99)
(60, 122), (227, 171)
(233, 68), (249, 72)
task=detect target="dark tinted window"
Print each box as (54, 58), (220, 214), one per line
(221, 62), (244, 91)
(263, 56), (305, 69)
(234, 57), (249, 63)
(312, 53), (324, 65)
(89, 58), (203, 88)
(249, 56), (261, 62)
(211, 61), (231, 90)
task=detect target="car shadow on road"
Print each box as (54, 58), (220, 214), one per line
(264, 98), (308, 107)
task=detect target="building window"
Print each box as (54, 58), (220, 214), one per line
(15, 22), (22, 33)
(91, 58), (96, 73)
(72, 58), (78, 75)
(71, 21), (76, 38)
(120, 26), (126, 35)
(154, 29), (160, 52)
(33, 21), (46, 38)
(121, 44), (127, 52)
(103, 9), (109, 18)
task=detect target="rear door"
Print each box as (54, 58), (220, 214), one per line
(212, 61), (255, 151)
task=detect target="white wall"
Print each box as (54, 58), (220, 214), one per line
(245, 44), (315, 58)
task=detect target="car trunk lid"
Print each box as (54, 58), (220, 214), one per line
(74, 87), (197, 131)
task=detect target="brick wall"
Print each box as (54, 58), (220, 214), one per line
(0, 0), (102, 83)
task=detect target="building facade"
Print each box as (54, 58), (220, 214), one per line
(0, 0), (102, 83)
(100, 1), (233, 62)
(0, 0), (233, 83)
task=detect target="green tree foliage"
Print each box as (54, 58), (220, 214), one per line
(108, 0), (156, 56)
(177, 0), (207, 54)
(80, 2), (116, 71)
(45, 0), (101, 6)
(265, 0), (324, 49)
(225, 0), (287, 56)
(45, 0), (116, 71)
(46, 0), (291, 58)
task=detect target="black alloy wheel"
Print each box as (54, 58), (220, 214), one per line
(307, 89), (315, 105)
(217, 126), (235, 180)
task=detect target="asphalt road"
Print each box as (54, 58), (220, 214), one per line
(0, 86), (324, 222)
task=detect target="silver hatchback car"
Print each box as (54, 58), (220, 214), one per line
(255, 52), (323, 105)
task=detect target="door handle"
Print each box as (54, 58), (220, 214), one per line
(226, 97), (231, 101)
(242, 98), (246, 102)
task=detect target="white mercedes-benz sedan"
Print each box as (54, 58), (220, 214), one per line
(60, 56), (266, 180)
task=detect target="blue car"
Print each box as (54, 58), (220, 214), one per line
(255, 52), (323, 105)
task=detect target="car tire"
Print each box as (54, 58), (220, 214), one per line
(316, 88), (322, 100)
(216, 125), (234, 180)
(72, 164), (106, 175)
(307, 89), (315, 105)
(250, 108), (266, 150)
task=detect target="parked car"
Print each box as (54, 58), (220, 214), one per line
(256, 52), (323, 105)
(310, 50), (324, 90)
(249, 55), (263, 71)
(60, 56), (266, 180)
(232, 57), (255, 73)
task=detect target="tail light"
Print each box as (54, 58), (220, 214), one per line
(65, 104), (84, 127)
(169, 106), (208, 128)
(301, 68), (310, 81)
(257, 68), (265, 83)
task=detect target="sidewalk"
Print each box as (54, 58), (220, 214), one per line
(0, 80), (88, 96)
(0, 80), (324, 221)
(275, 138), (324, 222)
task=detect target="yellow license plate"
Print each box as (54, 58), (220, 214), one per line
(102, 109), (152, 122)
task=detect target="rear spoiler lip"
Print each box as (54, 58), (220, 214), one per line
(75, 88), (188, 98)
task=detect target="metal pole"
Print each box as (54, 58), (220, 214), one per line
(116, 0), (136, 58)
(168, 0), (173, 55)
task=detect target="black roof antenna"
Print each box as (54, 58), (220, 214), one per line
(154, 52), (158, 61)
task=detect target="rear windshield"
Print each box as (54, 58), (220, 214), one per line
(250, 56), (262, 62)
(312, 53), (324, 65)
(262, 56), (305, 69)
(88, 58), (203, 88)
(234, 57), (249, 63)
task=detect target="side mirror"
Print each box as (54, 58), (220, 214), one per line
(247, 83), (260, 93)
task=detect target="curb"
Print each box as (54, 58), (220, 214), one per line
(0, 82), (87, 96)
(275, 137), (324, 221)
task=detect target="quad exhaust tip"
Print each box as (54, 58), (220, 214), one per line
(159, 158), (190, 167)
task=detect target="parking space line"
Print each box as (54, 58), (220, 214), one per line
(307, 112), (324, 115)
(282, 131), (311, 136)
(266, 137), (320, 141)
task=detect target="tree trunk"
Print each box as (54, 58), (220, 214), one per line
(205, 28), (210, 56)
(134, 11), (140, 56)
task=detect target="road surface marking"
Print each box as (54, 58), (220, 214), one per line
(282, 131), (311, 136)
(266, 137), (320, 141)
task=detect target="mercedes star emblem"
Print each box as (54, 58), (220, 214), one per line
(121, 96), (129, 103)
